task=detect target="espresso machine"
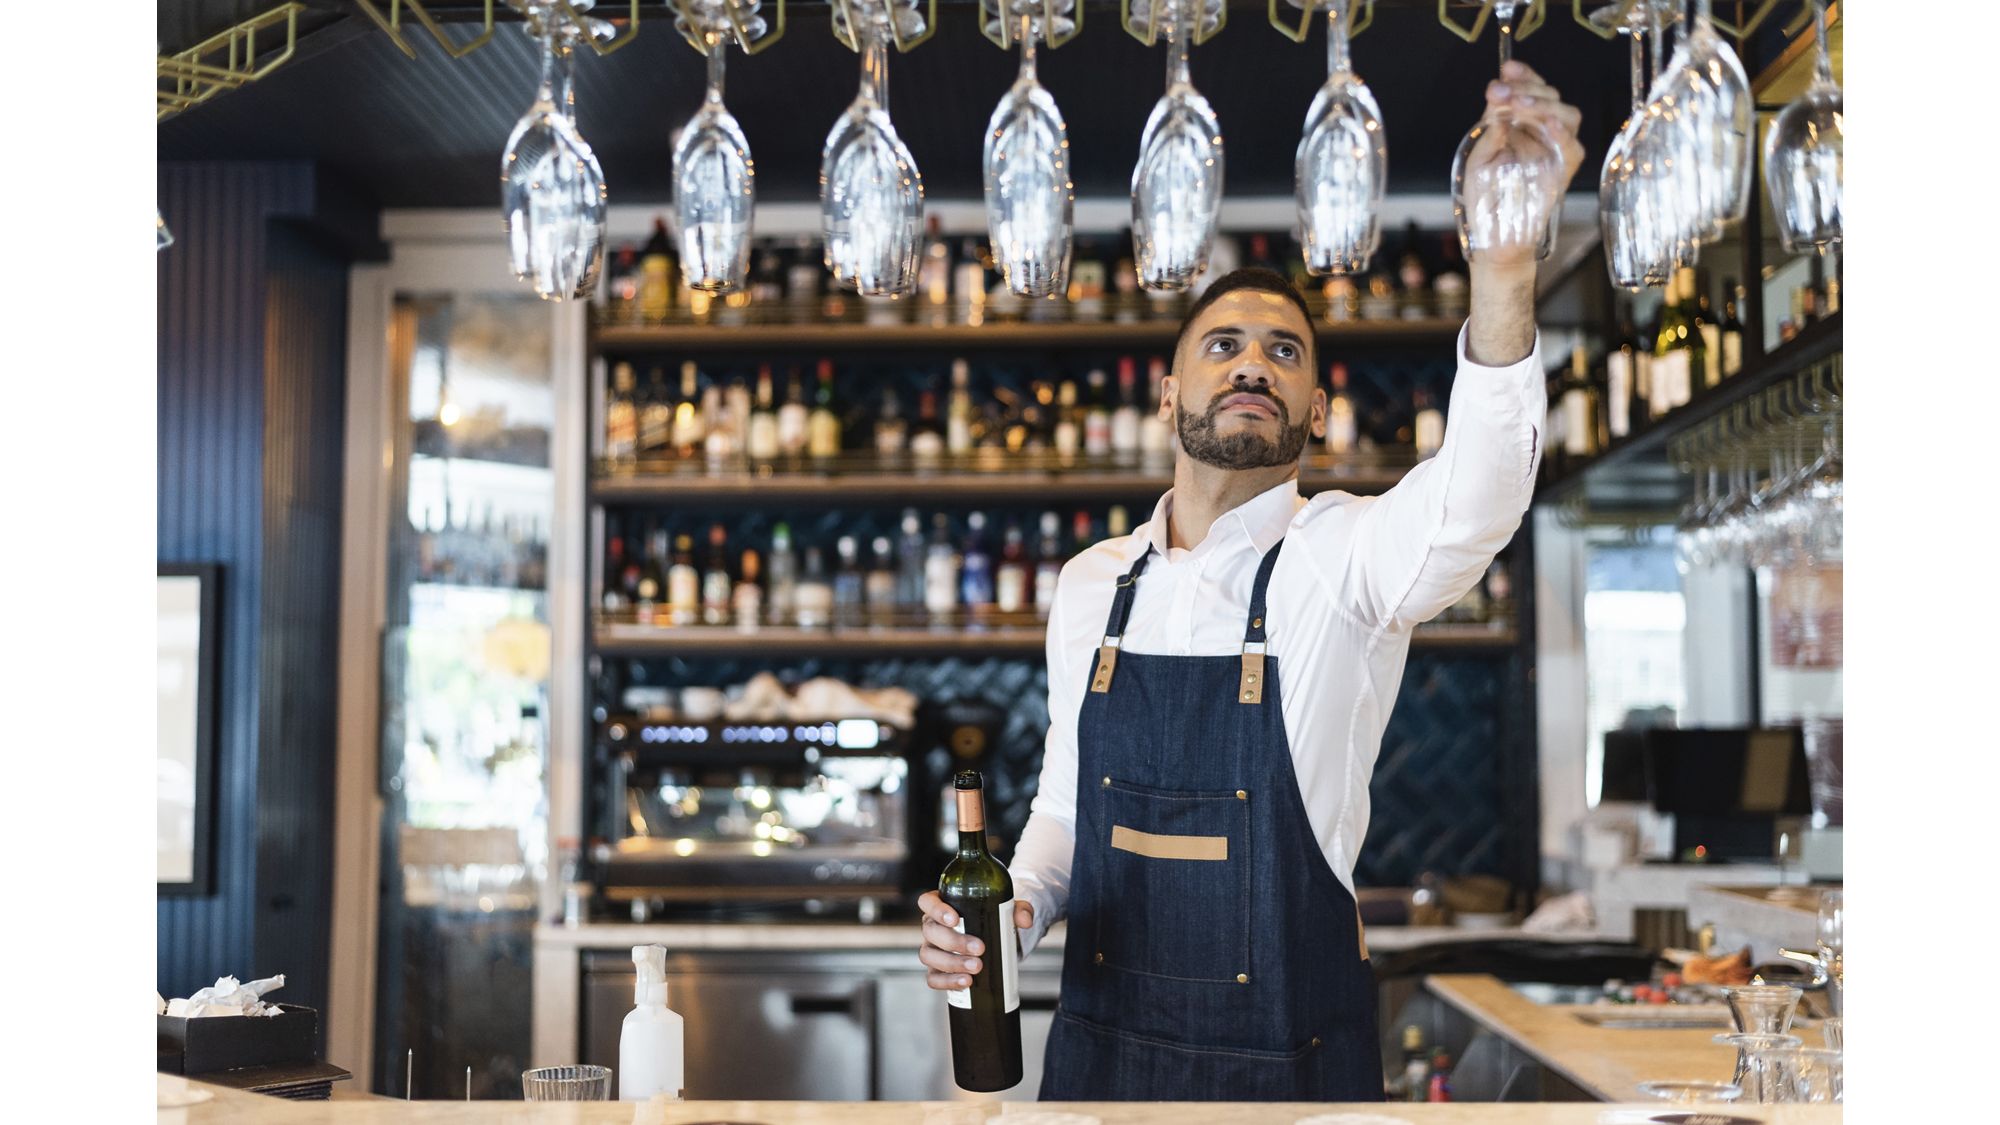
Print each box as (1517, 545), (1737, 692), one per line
(597, 716), (915, 921)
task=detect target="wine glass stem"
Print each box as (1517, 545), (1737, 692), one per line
(1018, 14), (1037, 82)
(706, 34), (726, 106)
(1327, 2), (1351, 76)
(1628, 26), (1644, 111)
(1648, 1), (1664, 75)
(1811, 0), (1834, 84)
(860, 35), (889, 107)
(535, 16), (558, 110)
(1166, 16), (1191, 88)
(1495, 1), (1516, 69)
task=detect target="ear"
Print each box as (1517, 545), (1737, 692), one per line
(1158, 374), (1178, 422)
(1310, 387), (1328, 441)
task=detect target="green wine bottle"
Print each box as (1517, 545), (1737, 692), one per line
(939, 769), (1023, 1092)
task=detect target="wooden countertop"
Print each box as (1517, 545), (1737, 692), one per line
(1424, 974), (1829, 1104)
(162, 1075), (1840, 1123)
(532, 921), (1609, 955)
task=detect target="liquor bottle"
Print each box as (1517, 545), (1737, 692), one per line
(1325, 362), (1357, 456)
(1110, 357), (1142, 458)
(601, 527), (628, 615)
(1653, 270), (1693, 414)
(635, 366), (670, 460)
(1324, 275), (1359, 323)
(960, 511), (995, 615)
(920, 215), (952, 323)
(607, 362), (639, 466)
(896, 509), (927, 613)
(1112, 251), (1141, 323)
(609, 246), (640, 322)
(1606, 308), (1636, 441)
(702, 378), (736, 464)
(1560, 346), (1597, 459)
(808, 359), (842, 458)
(701, 524), (732, 626)
(911, 390), (947, 462)
(1033, 512), (1064, 616)
(866, 536), (898, 624)
(1399, 1025), (1430, 1103)
(732, 548), (763, 632)
(1106, 505), (1130, 541)
(1053, 380), (1081, 460)
(939, 770), (1024, 1093)
(667, 534), (700, 626)
(619, 531), (644, 610)
(833, 536), (866, 627)
(777, 368), (810, 457)
(1083, 369), (1113, 458)
(995, 522), (1029, 616)
(1413, 390), (1445, 461)
(750, 249), (783, 309)
(1397, 220), (1431, 320)
(1361, 268), (1398, 321)
(875, 388), (909, 456)
(767, 523), (798, 625)
(1426, 1051), (1453, 1102)
(925, 513), (961, 620)
(1719, 278), (1746, 378)
(1069, 250), (1107, 322)
(1071, 510), (1096, 553)
(1139, 357), (1173, 460)
(955, 238), (988, 325)
(1695, 271), (1722, 390)
(636, 528), (667, 626)
(947, 359), (975, 456)
(639, 218), (675, 321)
(795, 546), (834, 628)
(747, 365), (780, 460)
(671, 362), (705, 458)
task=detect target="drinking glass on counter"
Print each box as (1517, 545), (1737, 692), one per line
(1722, 983), (1802, 1034)
(1714, 1031), (1800, 1094)
(1637, 1079), (1742, 1105)
(1819, 1017), (1842, 1051)
(1745, 1046), (1842, 1103)
(521, 1064), (613, 1101)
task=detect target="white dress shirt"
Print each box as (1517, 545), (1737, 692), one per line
(1010, 325), (1545, 958)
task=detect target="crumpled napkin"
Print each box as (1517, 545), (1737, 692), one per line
(163, 974), (287, 1017)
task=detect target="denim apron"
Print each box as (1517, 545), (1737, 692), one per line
(1039, 538), (1385, 1101)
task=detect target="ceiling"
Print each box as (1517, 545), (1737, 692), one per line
(158, 0), (1668, 209)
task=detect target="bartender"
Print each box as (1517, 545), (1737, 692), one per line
(918, 62), (1585, 1101)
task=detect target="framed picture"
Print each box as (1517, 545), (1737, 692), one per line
(159, 564), (221, 895)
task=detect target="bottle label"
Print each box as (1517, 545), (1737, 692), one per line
(949, 900), (1019, 1014)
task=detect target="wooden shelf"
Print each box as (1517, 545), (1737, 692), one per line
(591, 316), (1465, 353)
(590, 453), (1418, 504)
(593, 620), (1516, 658)
(1535, 312), (1842, 508)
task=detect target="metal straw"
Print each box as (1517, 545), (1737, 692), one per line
(465, 1066), (472, 1100)
(406, 1048), (413, 1099)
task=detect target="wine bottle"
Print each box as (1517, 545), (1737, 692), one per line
(1033, 512), (1063, 617)
(671, 362), (704, 458)
(940, 770), (1023, 1093)
(1052, 380), (1081, 460)
(808, 359), (842, 458)
(701, 524), (731, 626)
(607, 362), (639, 467)
(1413, 390), (1445, 461)
(1110, 357), (1142, 458)
(1694, 270), (1722, 390)
(1083, 368), (1113, 458)
(777, 368), (810, 458)
(1719, 278), (1746, 379)
(1606, 307), (1636, 441)
(667, 533), (700, 626)
(946, 359), (975, 457)
(1138, 357), (1173, 460)
(1325, 362), (1357, 456)
(960, 511), (995, 615)
(747, 364), (780, 460)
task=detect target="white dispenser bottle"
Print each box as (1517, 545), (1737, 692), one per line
(618, 944), (684, 1101)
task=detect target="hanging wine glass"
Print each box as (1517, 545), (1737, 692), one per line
(1596, 2), (1653, 289)
(1658, 0), (1753, 238)
(982, 6), (1076, 298)
(1131, 0), (1226, 291)
(157, 210), (174, 252)
(1450, 0), (1564, 262)
(1295, 0), (1386, 276)
(500, 1), (608, 302)
(1628, 0), (1699, 273)
(674, 13), (758, 293)
(1765, 0), (1842, 253)
(822, 3), (928, 297)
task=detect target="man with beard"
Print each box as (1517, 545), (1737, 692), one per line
(917, 62), (1579, 1103)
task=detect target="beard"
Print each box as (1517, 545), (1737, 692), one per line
(1176, 387), (1312, 470)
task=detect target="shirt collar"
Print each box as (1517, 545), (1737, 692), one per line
(1127, 477), (1303, 563)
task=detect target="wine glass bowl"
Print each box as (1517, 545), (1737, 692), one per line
(1765, 0), (1843, 255)
(1295, 2), (1386, 277)
(1667, 0), (1754, 238)
(500, 2), (609, 302)
(982, 9), (1076, 299)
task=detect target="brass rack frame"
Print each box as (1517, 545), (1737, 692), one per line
(157, 2), (306, 122)
(1123, 0), (1226, 48)
(668, 0), (787, 55)
(1438, 0), (1545, 45)
(1269, 0), (1373, 46)
(830, 0), (939, 52)
(980, 0), (1084, 51)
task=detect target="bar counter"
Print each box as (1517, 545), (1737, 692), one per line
(165, 1077), (1839, 1123)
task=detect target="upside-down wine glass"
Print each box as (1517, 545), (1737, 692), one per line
(500, 1), (608, 301)
(1628, 0), (1699, 272)
(1295, 0), (1386, 276)
(983, 6), (1076, 298)
(1597, 1), (1653, 289)
(822, 6), (927, 296)
(675, 18), (757, 293)
(1666, 0), (1753, 237)
(1131, 0), (1225, 291)
(1450, 0), (1564, 262)
(1765, 0), (1843, 253)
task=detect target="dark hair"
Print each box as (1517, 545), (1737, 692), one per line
(1175, 268), (1315, 363)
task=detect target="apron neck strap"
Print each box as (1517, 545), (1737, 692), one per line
(1101, 545), (1155, 642)
(1243, 539), (1285, 645)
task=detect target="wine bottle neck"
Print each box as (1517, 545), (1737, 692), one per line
(957, 830), (988, 857)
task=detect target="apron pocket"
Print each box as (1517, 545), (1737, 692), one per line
(1094, 777), (1250, 984)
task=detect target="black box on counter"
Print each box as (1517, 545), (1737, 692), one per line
(157, 1003), (318, 1077)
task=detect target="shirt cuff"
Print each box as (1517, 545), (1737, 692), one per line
(1455, 321), (1545, 414)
